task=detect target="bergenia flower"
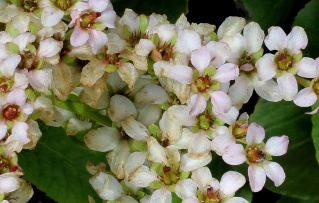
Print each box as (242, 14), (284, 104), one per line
(256, 26), (317, 101)
(69, 0), (116, 53)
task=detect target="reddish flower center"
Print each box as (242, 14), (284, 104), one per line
(3, 105), (20, 120)
(247, 147), (266, 163)
(207, 186), (219, 201)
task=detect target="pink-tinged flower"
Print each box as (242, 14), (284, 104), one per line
(245, 123), (289, 192)
(256, 26), (317, 101)
(69, 0), (116, 53)
(170, 43), (238, 116)
(191, 167), (248, 203)
(0, 89), (33, 144)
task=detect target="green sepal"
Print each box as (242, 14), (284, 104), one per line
(275, 70), (282, 77)
(209, 81), (220, 91)
(137, 190), (146, 199)
(206, 130), (213, 139)
(168, 184), (176, 192)
(6, 42), (20, 54)
(193, 69), (199, 81)
(167, 33), (178, 46)
(62, 55), (76, 64)
(25, 88), (36, 103)
(148, 124), (161, 137)
(191, 126), (200, 133)
(33, 8), (43, 18)
(6, 120), (14, 129)
(129, 139), (147, 152)
(108, 200), (116, 203)
(150, 33), (160, 47)
(203, 66), (216, 77)
(96, 53), (104, 60)
(251, 48), (264, 61)
(210, 32), (218, 41)
(6, 24), (20, 37)
(266, 153), (272, 161)
(105, 64), (117, 73)
(9, 153), (18, 165)
(91, 22), (106, 31)
(149, 180), (165, 189)
(17, 112), (24, 122)
(150, 162), (164, 176)
(202, 92), (210, 101)
(179, 171), (190, 179)
(0, 145), (5, 156)
(233, 127), (247, 137)
(28, 21), (38, 34)
(213, 117), (225, 126)
(0, 193), (4, 202)
(26, 44), (37, 55)
(10, 0), (21, 7)
(158, 102), (169, 111)
(138, 14), (148, 35)
(123, 25), (132, 40)
(199, 114), (210, 130)
(288, 67), (297, 75)
(293, 51), (303, 62)
(120, 180), (132, 193)
(36, 58), (45, 69)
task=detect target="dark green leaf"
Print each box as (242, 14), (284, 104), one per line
(277, 196), (319, 203)
(293, 0), (319, 57)
(311, 101), (319, 164)
(250, 99), (319, 200)
(19, 122), (106, 203)
(111, 0), (188, 23)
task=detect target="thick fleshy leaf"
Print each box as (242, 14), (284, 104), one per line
(19, 122), (107, 203)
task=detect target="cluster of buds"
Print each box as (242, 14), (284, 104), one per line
(0, 0), (317, 202)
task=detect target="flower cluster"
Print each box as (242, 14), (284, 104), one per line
(0, 0), (317, 202)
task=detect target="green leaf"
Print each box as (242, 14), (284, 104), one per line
(311, 101), (319, 164)
(277, 196), (319, 203)
(111, 0), (188, 22)
(240, 0), (298, 30)
(19, 121), (106, 203)
(250, 99), (319, 200)
(293, 0), (319, 57)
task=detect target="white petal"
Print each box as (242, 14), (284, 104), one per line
(253, 77), (282, 102)
(175, 179), (197, 199)
(191, 46), (211, 73)
(211, 130), (235, 155)
(121, 116), (149, 141)
(135, 84), (169, 104)
(189, 94), (207, 116)
(41, 7), (64, 27)
(228, 75), (254, 105)
(151, 187), (172, 203)
(263, 161), (286, 187)
(84, 126), (121, 152)
(277, 72), (298, 101)
(13, 72), (28, 89)
(27, 70), (52, 93)
(219, 171), (246, 199)
(0, 121), (7, 140)
(222, 144), (246, 165)
(89, 172), (123, 200)
(191, 167), (218, 193)
(119, 9), (139, 31)
(89, 30), (108, 54)
(244, 22), (265, 55)
(129, 165), (159, 187)
(213, 63), (239, 83)
(188, 131), (211, 158)
(166, 105), (198, 126)
(264, 26), (287, 52)
(293, 87), (317, 107)
(106, 141), (130, 179)
(205, 41), (231, 67)
(136, 104), (162, 127)
(13, 32), (36, 51)
(287, 26), (308, 55)
(210, 91), (232, 113)
(124, 151), (147, 179)
(180, 153), (212, 172)
(255, 54), (277, 81)
(246, 122), (265, 146)
(89, 0), (108, 11)
(248, 164), (266, 192)
(217, 16), (246, 39)
(174, 30), (201, 55)
(99, 9), (116, 28)
(12, 122), (30, 144)
(37, 38), (63, 58)
(0, 173), (21, 193)
(295, 57), (317, 78)
(264, 135), (289, 156)
(70, 26), (89, 47)
(0, 54), (20, 77)
(135, 39), (156, 56)
(170, 65), (193, 84)
(223, 197), (249, 203)
(146, 136), (168, 166)
(108, 95), (137, 122)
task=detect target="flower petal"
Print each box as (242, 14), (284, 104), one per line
(287, 26), (308, 55)
(121, 116), (149, 141)
(277, 72), (298, 101)
(189, 94), (207, 116)
(37, 38), (63, 58)
(263, 161), (286, 187)
(89, 0), (108, 11)
(219, 171), (246, 199)
(12, 121), (30, 144)
(89, 30), (108, 54)
(0, 54), (20, 77)
(70, 26), (90, 47)
(295, 57), (317, 78)
(293, 87), (317, 107)
(264, 136), (289, 156)
(255, 54), (277, 81)
(213, 63), (239, 83)
(180, 153), (212, 172)
(246, 122), (265, 146)
(151, 187), (172, 203)
(41, 7), (64, 27)
(264, 26), (287, 52)
(175, 179), (197, 199)
(99, 9), (116, 28)
(243, 22), (265, 55)
(228, 74), (254, 105)
(222, 144), (246, 165)
(248, 164), (266, 192)
(191, 46), (211, 73)
(253, 77), (282, 102)
(170, 65), (193, 84)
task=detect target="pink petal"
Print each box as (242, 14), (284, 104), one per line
(264, 26), (287, 52)
(287, 26), (308, 55)
(69, 10), (82, 27)
(37, 38), (63, 58)
(216, 106), (239, 125)
(189, 94), (207, 116)
(277, 72), (298, 101)
(170, 65), (193, 84)
(41, 7), (64, 27)
(264, 136), (289, 156)
(0, 173), (21, 193)
(12, 122), (30, 144)
(28, 70), (51, 93)
(6, 88), (26, 106)
(255, 54), (277, 81)
(210, 91), (232, 113)
(263, 161), (285, 187)
(191, 46), (211, 73)
(295, 57), (317, 78)
(70, 26), (90, 47)
(89, 0), (108, 12)
(213, 63), (239, 83)
(293, 87), (317, 107)
(248, 164), (266, 192)
(99, 9), (116, 28)
(0, 121), (7, 140)
(89, 30), (108, 54)
(222, 144), (246, 165)
(0, 54), (21, 77)
(219, 171), (246, 199)
(246, 122), (265, 146)
(211, 130), (236, 155)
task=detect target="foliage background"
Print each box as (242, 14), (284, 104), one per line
(24, 0), (319, 202)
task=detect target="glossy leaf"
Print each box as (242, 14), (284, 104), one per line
(250, 99), (319, 200)
(311, 102), (319, 165)
(277, 196), (318, 203)
(111, 0), (188, 22)
(19, 122), (106, 203)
